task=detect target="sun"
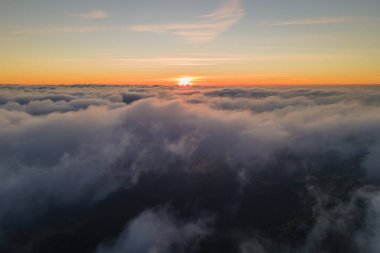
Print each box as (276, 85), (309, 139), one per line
(177, 77), (193, 86)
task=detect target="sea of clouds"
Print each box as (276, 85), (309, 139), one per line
(1, 85), (380, 253)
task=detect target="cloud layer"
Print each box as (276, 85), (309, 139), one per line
(0, 85), (380, 253)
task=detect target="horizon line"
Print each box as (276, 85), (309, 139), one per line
(1, 83), (380, 87)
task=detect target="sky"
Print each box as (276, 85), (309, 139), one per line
(0, 0), (379, 85)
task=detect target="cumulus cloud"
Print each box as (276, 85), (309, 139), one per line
(0, 85), (380, 253)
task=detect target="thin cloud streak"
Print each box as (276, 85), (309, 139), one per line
(129, 0), (244, 43)
(263, 16), (355, 26)
(12, 9), (110, 34)
(12, 26), (107, 34)
(112, 56), (246, 66)
(73, 9), (109, 20)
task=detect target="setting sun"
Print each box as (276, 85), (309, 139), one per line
(177, 77), (194, 86)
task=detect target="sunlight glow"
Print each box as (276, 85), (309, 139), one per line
(177, 77), (194, 86)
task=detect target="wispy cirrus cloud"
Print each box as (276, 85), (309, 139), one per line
(11, 1), (243, 39)
(129, 0), (244, 43)
(111, 56), (246, 66)
(12, 9), (110, 34)
(73, 9), (109, 20)
(262, 16), (355, 26)
(12, 25), (108, 34)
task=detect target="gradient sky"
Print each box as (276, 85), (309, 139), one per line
(1, 0), (379, 85)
